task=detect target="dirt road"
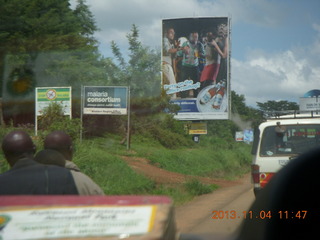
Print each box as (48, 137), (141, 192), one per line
(122, 155), (254, 239)
(175, 174), (254, 238)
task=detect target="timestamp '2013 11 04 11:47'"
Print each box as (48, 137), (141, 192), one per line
(211, 210), (308, 220)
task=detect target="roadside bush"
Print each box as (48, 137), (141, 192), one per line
(132, 112), (193, 149)
(37, 102), (65, 129)
(37, 102), (82, 141)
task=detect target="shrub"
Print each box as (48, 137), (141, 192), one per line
(37, 102), (82, 141)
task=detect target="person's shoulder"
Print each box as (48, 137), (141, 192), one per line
(70, 171), (104, 195)
(65, 160), (81, 171)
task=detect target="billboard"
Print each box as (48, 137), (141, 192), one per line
(82, 86), (128, 115)
(299, 89), (320, 111)
(162, 17), (231, 120)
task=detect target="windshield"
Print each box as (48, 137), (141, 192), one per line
(1, 0), (320, 239)
(260, 124), (320, 156)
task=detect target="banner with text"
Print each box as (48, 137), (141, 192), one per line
(83, 86), (128, 115)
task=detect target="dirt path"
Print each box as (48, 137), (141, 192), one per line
(121, 156), (243, 187)
(176, 174), (254, 239)
(121, 155), (254, 239)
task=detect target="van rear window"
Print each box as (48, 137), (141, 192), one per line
(260, 124), (320, 156)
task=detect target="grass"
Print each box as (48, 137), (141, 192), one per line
(0, 130), (252, 205)
(73, 139), (155, 195)
(131, 134), (252, 180)
(184, 178), (219, 196)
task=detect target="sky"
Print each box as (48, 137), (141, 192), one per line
(70, 0), (320, 108)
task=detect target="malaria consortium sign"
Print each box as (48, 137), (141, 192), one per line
(35, 87), (72, 116)
(83, 86), (128, 115)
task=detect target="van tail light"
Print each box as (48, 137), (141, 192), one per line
(251, 164), (260, 185)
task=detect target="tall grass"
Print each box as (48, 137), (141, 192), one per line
(0, 128), (252, 205)
(73, 139), (155, 195)
(132, 135), (252, 180)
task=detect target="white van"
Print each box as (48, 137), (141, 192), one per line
(251, 111), (320, 196)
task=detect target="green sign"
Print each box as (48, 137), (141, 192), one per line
(35, 87), (72, 116)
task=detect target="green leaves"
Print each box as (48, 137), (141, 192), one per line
(256, 100), (299, 112)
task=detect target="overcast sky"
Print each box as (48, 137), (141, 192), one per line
(70, 0), (320, 107)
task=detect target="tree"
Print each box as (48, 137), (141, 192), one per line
(73, 0), (100, 48)
(0, 0), (104, 123)
(257, 100), (299, 112)
(256, 100), (299, 119)
(231, 91), (248, 116)
(108, 24), (161, 98)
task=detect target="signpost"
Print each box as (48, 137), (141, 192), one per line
(81, 86), (130, 149)
(82, 86), (128, 115)
(35, 87), (72, 136)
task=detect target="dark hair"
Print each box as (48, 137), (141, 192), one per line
(2, 130), (36, 166)
(44, 131), (73, 160)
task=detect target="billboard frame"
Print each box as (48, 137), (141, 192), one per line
(161, 17), (231, 121)
(82, 86), (128, 115)
(81, 86), (131, 149)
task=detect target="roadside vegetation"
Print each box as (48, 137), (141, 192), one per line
(0, 0), (298, 205)
(0, 102), (253, 205)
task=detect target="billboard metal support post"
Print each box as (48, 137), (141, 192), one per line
(80, 85), (84, 143)
(127, 87), (131, 150)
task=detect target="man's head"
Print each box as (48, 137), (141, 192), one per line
(2, 130), (36, 167)
(166, 28), (175, 41)
(44, 131), (73, 160)
(189, 32), (199, 43)
(216, 23), (228, 38)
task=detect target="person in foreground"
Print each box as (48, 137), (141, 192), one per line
(0, 130), (78, 195)
(44, 130), (104, 195)
(237, 146), (320, 240)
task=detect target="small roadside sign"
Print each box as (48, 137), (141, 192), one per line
(35, 87), (72, 136)
(82, 86), (128, 115)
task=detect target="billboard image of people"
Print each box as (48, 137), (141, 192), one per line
(162, 17), (230, 120)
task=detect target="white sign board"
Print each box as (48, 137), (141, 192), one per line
(0, 206), (156, 239)
(299, 97), (320, 111)
(235, 131), (244, 141)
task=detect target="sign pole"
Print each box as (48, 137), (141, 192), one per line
(80, 86), (84, 143)
(127, 87), (131, 150)
(35, 88), (38, 136)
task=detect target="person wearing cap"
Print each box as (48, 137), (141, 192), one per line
(44, 131), (104, 195)
(0, 130), (78, 195)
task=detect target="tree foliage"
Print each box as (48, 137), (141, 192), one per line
(0, 0), (300, 145)
(256, 100), (299, 112)
(108, 24), (161, 98)
(0, 0), (105, 123)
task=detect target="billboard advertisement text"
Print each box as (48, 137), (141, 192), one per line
(83, 86), (128, 115)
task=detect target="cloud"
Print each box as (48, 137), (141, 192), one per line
(311, 23), (320, 56)
(69, 0), (320, 109)
(71, 0), (284, 52)
(232, 45), (320, 107)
